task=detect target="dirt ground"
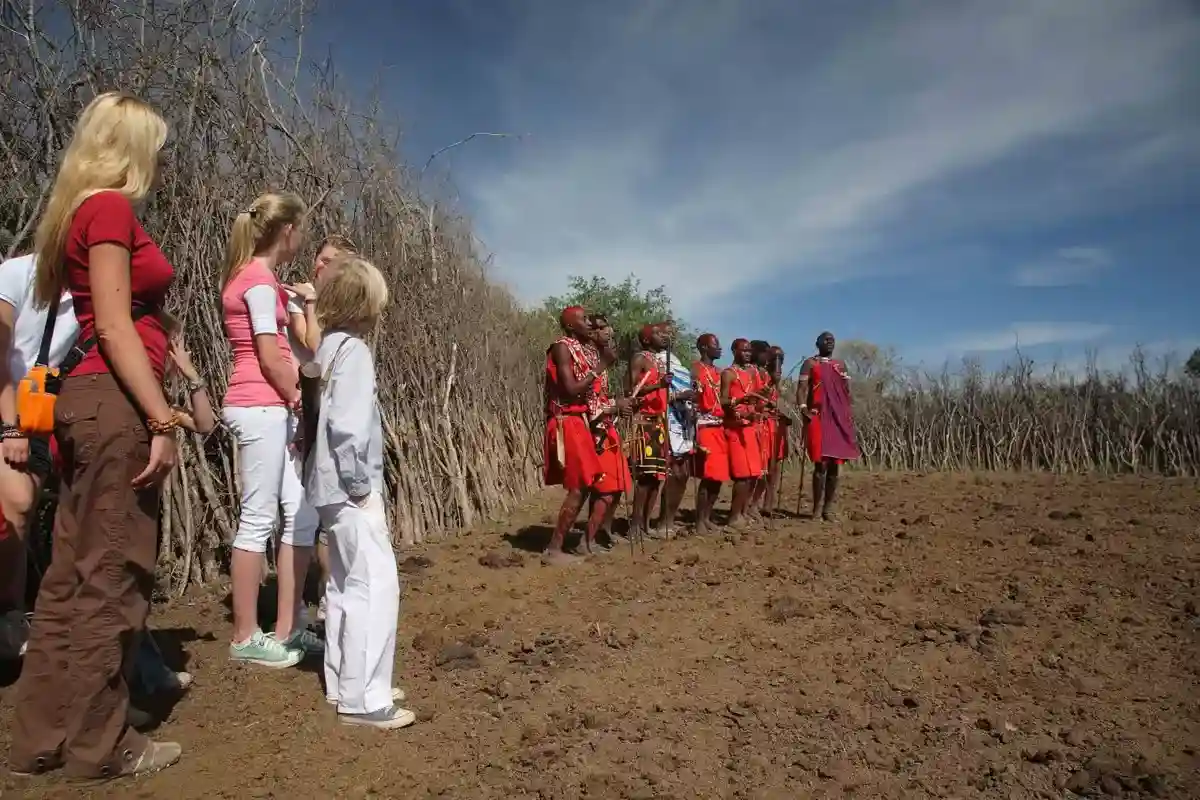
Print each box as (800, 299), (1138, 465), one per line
(2, 471), (1199, 799)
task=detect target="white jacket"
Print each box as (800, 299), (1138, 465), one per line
(303, 330), (385, 508)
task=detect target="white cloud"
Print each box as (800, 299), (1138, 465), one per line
(945, 322), (1113, 354)
(465, 0), (1200, 316)
(1012, 246), (1114, 287)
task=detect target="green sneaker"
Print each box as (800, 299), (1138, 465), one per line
(230, 630), (302, 668)
(282, 626), (324, 657)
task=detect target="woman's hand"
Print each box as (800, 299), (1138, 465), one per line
(2, 436), (28, 467)
(132, 432), (178, 489)
(284, 282), (317, 303)
(168, 332), (200, 382)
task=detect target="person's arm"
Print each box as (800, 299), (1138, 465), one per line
(0, 298), (27, 465)
(168, 333), (216, 434)
(244, 284), (299, 405)
(550, 341), (595, 397)
(284, 282), (321, 353)
(795, 358), (813, 418)
(325, 337), (376, 503)
(91, 243), (178, 487)
(92, 244), (174, 423)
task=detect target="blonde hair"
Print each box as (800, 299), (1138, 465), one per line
(318, 234), (357, 255)
(33, 92), (168, 306)
(315, 254), (389, 332)
(222, 191), (307, 285)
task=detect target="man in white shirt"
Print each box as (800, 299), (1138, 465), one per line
(0, 253), (76, 660)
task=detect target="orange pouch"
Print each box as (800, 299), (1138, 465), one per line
(17, 365), (61, 436)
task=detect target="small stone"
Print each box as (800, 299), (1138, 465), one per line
(1061, 725), (1088, 747)
(434, 643), (481, 670)
(398, 555), (433, 574)
(1030, 532), (1063, 547)
(980, 605), (1027, 627)
(412, 630), (443, 652)
(1064, 770), (1093, 792)
(817, 757), (854, 782)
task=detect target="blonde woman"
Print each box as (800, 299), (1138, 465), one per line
(221, 192), (321, 668)
(306, 255), (413, 730)
(10, 92), (182, 779)
(284, 233), (356, 621)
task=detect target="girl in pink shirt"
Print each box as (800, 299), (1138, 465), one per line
(220, 192), (320, 669)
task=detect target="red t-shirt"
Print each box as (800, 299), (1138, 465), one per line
(65, 191), (175, 380)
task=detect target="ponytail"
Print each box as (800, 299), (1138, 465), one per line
(221, 192), (307, 286)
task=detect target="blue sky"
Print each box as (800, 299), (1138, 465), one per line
(311, 0), (1200, 374)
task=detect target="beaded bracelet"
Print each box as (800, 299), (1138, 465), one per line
(146, 413), (181, 435)
(2, 423), (25, 440)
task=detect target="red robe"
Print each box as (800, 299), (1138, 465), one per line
(692, 361), (729, 482)
(590, 364), (632, 495)
(543, 337), (603, 490)
(752, 368), (771, 475)
(723, 366), (762, 480)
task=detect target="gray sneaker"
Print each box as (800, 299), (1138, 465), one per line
(282, 626), (324, 657)
(229, 630), (302, 669)
(338, 704), (417, 730)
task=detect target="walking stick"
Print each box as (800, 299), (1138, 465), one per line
(662, 340), (673, 542)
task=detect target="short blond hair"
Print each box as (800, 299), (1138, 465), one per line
(34, 92), (168, 306)
(315, 254), (389, 332)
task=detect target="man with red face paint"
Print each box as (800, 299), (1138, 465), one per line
(542, 306), (612, 563)
(691, 333), (728, 535)
(720, 338), (763, 528)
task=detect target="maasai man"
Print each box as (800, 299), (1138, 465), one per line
(764, 344), (791, 513)
(691, 334), (729, 535)
(796, 331), (861, 521)
(543, 306), (611, 563)
(584, 314), (632, 550)
(655, 322), (698, 537)
(628, 322), (671, 541)
(720, 338), (763, 529)
(747, 340), (773, 520)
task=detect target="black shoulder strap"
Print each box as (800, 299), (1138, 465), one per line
(56, 304), (156, 376)
(35, 294), (61, 369)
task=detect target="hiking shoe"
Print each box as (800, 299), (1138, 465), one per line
(327, 687), (406, 705)
(281, 626), (324, 656)
(124, 740), (182, 775)
(0, 609), (29, 660)
(338, 704), (416, 730)
(229, 630), (302, 668)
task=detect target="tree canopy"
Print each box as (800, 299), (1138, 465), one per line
(543, 274), (696, 365)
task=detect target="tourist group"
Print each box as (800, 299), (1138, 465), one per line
(0, 91), (412, 783)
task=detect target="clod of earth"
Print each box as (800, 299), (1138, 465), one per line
(434, 643), (481, 670)
(399, 555), (434, 574)
(479, 550), (524, 569)
(1029, 531), (1064, 547)
(979, 605), (1027, 627)
(765, 596), (810, 623)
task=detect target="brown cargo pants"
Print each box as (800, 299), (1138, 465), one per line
(8, 372), (160, 779)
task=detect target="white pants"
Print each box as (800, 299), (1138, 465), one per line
(224, 405), (319, 553)
(320, 492), (400, 714)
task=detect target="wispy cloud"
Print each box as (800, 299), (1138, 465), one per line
(1012, 246), (1114, 287)
(945, 322), (1113, 354)
(466, 0), (1200, 317)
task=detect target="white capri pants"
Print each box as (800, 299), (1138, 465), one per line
(223, 405), (319, 553)
(320, 492), (401, 715)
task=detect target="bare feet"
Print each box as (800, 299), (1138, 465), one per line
(542, 549), (583, 566)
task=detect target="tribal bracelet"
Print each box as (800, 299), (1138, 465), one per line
(2, 423), (25, 440)
(146, 413), (181, 435)
(185, 376), (208, 393)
